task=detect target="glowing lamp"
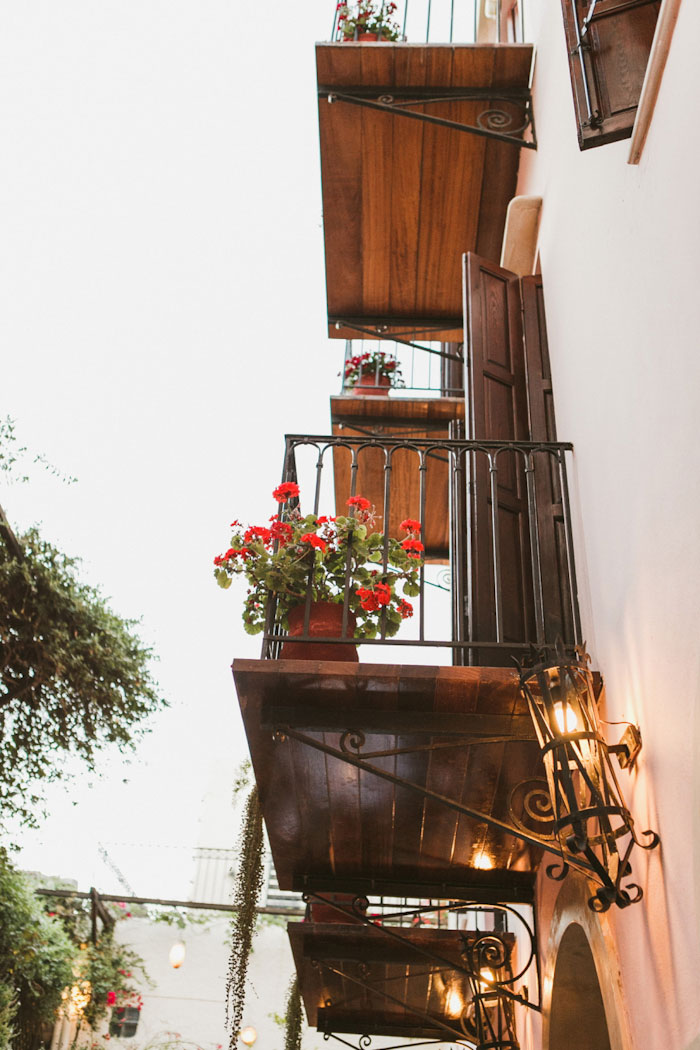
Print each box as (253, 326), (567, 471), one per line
(240, 1026), (258, 1046)
(169, 941), (186, 969)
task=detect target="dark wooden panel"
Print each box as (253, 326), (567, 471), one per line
(317, 44), (533, 326)
(463, 253), (533, 665)
(560, 0), (660, 149)
(234, 661), (543, 896)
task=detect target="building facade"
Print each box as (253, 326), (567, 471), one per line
(233, 3), (699, 1050)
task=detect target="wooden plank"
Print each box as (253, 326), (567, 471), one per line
(316, 43), (530, 329)
(330, 395), (465, 425)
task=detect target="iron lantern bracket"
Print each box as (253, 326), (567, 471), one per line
(320, 86), (537, 150)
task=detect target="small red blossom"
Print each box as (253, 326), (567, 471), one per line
(356, 586), (380, 611)
(243, 525), (272, 545)
(347, 495), (371, 510)
(270, 521), (293, 544)
(273, 481), (300, 503)
(401, 538), (424, 554)
(400, 518), (421, 533)
(398, 598), (414, 619)
(301, 533), (327, 552)
(374, 582), (392, 606)
(107, 991), (116, 1006)
(229, 519), (241, 528)
(213, 555), (225, 567)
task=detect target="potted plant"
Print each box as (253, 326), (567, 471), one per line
(343, 350), (404, 396)
(214, 482), (423, 659)
(337, 1), (401, 42)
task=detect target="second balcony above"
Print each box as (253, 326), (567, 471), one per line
(316, 37), (535, 343)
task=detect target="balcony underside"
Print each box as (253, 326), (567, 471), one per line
(289, 922), (514, 1039)
(330, 395), (465, 561)
(233, 660), (542, 902)
(316, 43), (534, 341)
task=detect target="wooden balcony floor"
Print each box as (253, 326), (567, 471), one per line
(233, 660), (544, 902)
(316, 43), (534, 341)
(289, 921), (515, 1038)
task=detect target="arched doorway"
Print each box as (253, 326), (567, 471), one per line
(549, 922), (612, 1050)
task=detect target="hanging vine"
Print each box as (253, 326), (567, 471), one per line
(226, 785), (265, 1047)
(284, 976), (303, 1050)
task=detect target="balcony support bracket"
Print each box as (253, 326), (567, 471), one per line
(273, 724), (595, 878)
(320, 87), (537, 150)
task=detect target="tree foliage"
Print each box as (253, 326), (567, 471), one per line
(0, 850), (75, 1050)
(0, 526), (165, 826)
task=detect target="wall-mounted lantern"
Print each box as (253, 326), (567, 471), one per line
(519, 646), (660, 912)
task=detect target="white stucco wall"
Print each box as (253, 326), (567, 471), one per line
(513, 2), (700, 1047)
(107, 917), (324, 1050)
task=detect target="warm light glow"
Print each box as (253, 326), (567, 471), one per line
(62, 981), (91, 1019)
(554, 702), (578, 734)
(239, 1026), (258, 1046)
(445, 989), (463, 1017)
(473, 851), (493, 870)
(479, 968), (495, 986)
(169, 941), (186, 969)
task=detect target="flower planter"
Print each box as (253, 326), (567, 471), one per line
(351, 374), (392, 397)
(342, 31), (379, 41)
(309, 893), (367, 923)
(280, 601), (359, 661)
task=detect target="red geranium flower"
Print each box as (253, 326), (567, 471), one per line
(356, 586), (380, 611)
(347, 495), (371, 510)
(398, 598), (413, 619)
(401, 538), (424, 556)
(243, 525), (272, 545)
(400, 518), (421, 533)
(272, 481), (300, 502)
(374, 582), (392, 606)
(107, 991), (116, 1005)
(301, 533), (327, 552)
(229, 519), (241, 528)
(271, 521), (293, 544)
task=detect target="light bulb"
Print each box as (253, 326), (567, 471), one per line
(169, 941), (186, 969)
(554, 702), (578, 734)
(446, 989), (463, 1017)
(240, 1026), (258, 1047)
(473, 851), (493, 870)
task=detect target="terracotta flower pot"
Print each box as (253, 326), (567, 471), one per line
(280, 601), (359, 661)
(351, 374), (391, 397)
(342, 31), (379, 41)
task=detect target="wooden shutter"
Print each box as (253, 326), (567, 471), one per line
(560, 0), (661, 149)
(462, 254), (534, 665)
(522, 276), (575, 646)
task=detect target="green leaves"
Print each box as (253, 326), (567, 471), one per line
(0, 526), (165, 827)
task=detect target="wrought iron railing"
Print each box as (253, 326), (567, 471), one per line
(339, 338), (464, 398)
(261, 434), (581, 663)
(330, 0), (526, 44)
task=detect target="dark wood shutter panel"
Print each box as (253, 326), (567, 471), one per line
(522, 276), (575, 645)
(560, 0), (661, 149)
(463, 254), (534, 665)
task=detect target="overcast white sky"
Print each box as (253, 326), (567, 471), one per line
(1, 0), (459, 900)
(0, 1), (344, 898)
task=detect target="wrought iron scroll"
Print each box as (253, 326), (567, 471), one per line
(518, 644), (660, 912)
(276, 724), (594, 873)
(321, 89), (537, 150)
(305, 893), (533, 1049)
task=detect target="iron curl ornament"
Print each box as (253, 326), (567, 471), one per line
(518, 644), (660, 912)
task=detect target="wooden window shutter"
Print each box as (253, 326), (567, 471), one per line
(560, 0), (661, 149)
(462, 254), (534, 665)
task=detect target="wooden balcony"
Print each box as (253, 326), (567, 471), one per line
(233, 660), (545, 903)
(316, 43), (534, 341)
(330, 394), (464, 562)
(289, 920), (516, 1039)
